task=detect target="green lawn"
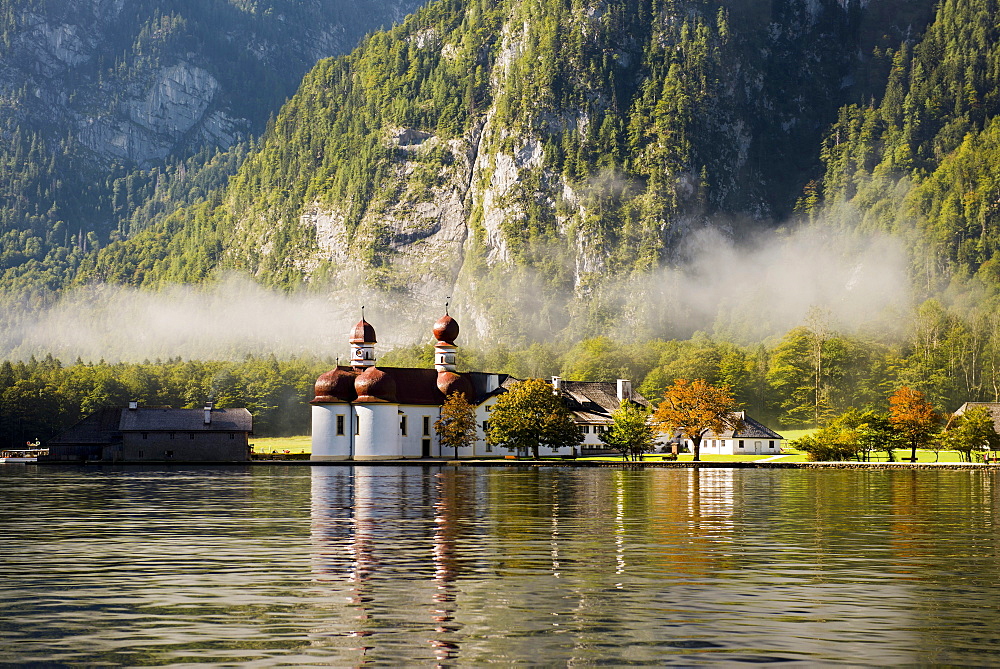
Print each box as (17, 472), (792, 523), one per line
(249, 435), (978, 464)
(777, 428), (818, 442)
(584, 448), (975, 464)
(251, 435), (311, 455)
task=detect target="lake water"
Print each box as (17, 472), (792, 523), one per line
(2, 465), (999, 665)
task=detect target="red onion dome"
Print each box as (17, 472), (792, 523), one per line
(354, 367), (397, 402)
(311, 367), (358, 404)
(350, 318), (377, 344)
(436, 371), (473, 399)
(433, 314), (459, 344)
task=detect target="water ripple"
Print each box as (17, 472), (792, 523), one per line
(2, 466), (1000, 665)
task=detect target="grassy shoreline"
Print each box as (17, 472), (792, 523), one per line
(252, 435), (977, 464)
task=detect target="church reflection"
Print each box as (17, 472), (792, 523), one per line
(307, 466), (758, 663)
(310, 465), (469, 663)
(430, 470), (461, 662)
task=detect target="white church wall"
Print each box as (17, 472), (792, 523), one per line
(397, 405), (439, 459)
(311, 405), (354, 460)
(355, 403), (401, 460)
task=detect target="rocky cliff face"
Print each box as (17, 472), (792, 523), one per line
(1, 0), (425, 168)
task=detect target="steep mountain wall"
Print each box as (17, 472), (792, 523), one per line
(1, 0), (424, 166)
(0, 0), (426, 300)
(189, 0), (934, 341)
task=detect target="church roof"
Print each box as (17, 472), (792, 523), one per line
(344, 368), (512, 405)
(349, 318), (377, 344)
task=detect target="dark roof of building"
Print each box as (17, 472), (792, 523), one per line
(311, 367), (647, 415)
(468, 372), (513, 403)
(48, 407), (253, 446)
(558, 380), (650, 423)
(47, 407), (123, 445)
(119, 408), (253, 432)
(953, 402), (1000, 432)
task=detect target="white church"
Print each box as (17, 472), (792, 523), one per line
(310, 312), (649, 460)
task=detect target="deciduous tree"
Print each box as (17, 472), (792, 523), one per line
(599, 401), (655, 461)
(888, 386), (939, 461)
(939, 406), (1000, 462)
(486, 378), (581, 459)
(652, 378), (740, 461)
(435, 391), (478, 458)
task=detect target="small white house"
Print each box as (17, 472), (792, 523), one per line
(675, 412), (784, 455)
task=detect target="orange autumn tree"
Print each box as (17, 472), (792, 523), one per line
(435, 392), (479, 459)
(888, 386), (939, 462)
(652, 378), (741, 461)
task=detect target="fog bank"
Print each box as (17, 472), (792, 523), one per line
(0, 225), (912, 362)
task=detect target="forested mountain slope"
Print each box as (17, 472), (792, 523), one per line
(0, 0), (425, 300)
(80, 0), (935, 343)
(813, 0), (1000, 297)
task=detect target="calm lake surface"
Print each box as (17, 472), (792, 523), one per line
(2, 465), (1000, 666)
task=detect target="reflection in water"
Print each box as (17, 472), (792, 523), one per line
(430, 471), (460, 662)
(4, 466), (1000, 664)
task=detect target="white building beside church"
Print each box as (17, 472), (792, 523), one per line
(310, 313), (647, 460)
(672, 412), (784, 455)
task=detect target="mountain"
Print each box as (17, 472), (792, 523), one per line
(812, 0), (1000, 298)
(0, 0), (426, 299)
(73, 0), (939, 343)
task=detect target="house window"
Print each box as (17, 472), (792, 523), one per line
(582, 425), (590, 434)
(485, 442), (492, 452)
(482, 420), (489, 432)
(486, 405), (492, 412)
(138, 450), (143, 458)
(142, 433), (148, 440)
(400, 416), (408, 436)
(769, 440), (775, 449)
(355, 419), (360, 436)
(190, 433), (195, 440)
(738, 440), (744, 449)
(169, 432), (175, 440)
(336, 415), (345, 436)
(423, 416), (430, 436)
